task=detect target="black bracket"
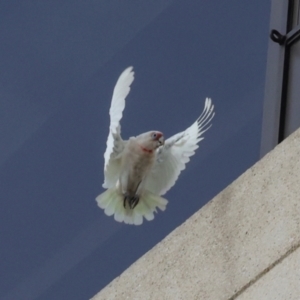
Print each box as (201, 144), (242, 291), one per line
(270, 29), (286, 45)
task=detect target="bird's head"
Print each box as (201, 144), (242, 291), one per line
(136, 131), (164, 152)
(150, 131), (164, 148)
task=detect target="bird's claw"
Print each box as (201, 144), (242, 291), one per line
(123, 194), (140, 209)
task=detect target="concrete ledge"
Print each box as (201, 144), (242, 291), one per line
(92, 128), (300, 300)
(238, 246), (300, 300)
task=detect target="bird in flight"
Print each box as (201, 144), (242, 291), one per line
(96, 67), (215, 225)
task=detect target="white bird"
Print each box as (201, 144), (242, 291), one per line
(96, 67), (215, 225)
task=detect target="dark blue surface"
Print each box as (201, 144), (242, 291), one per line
(0, 1), (270, 299)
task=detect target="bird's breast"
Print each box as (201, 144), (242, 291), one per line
(121, 140), (155, 181)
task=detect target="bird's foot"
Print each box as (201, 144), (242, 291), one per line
(123, 194), (140, 209)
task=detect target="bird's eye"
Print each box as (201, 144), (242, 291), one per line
(151, 133), (157, 139)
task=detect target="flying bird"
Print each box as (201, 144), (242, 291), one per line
(96, 67), (215, 225)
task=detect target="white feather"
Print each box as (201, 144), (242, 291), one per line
(103, 67), (134, 188)
(96, 188), (167, 225)
(145, 98), (215, 196)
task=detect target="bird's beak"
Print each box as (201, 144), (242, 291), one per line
(158, 135), (164, 146)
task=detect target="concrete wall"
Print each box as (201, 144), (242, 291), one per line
(92, 128), (300, 300)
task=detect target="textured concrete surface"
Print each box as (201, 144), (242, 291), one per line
(92, 128), (300, 300)
(238, 246), (300, 300)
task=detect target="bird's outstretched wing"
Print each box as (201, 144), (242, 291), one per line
(145, 98), (215, 196)
(103, 67), (135, 188)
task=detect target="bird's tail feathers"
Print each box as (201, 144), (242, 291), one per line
(96, 188), (168, 225)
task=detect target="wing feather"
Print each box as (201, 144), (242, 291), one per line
(103, 67), (135, 188)
(145, 98), (215, 195)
